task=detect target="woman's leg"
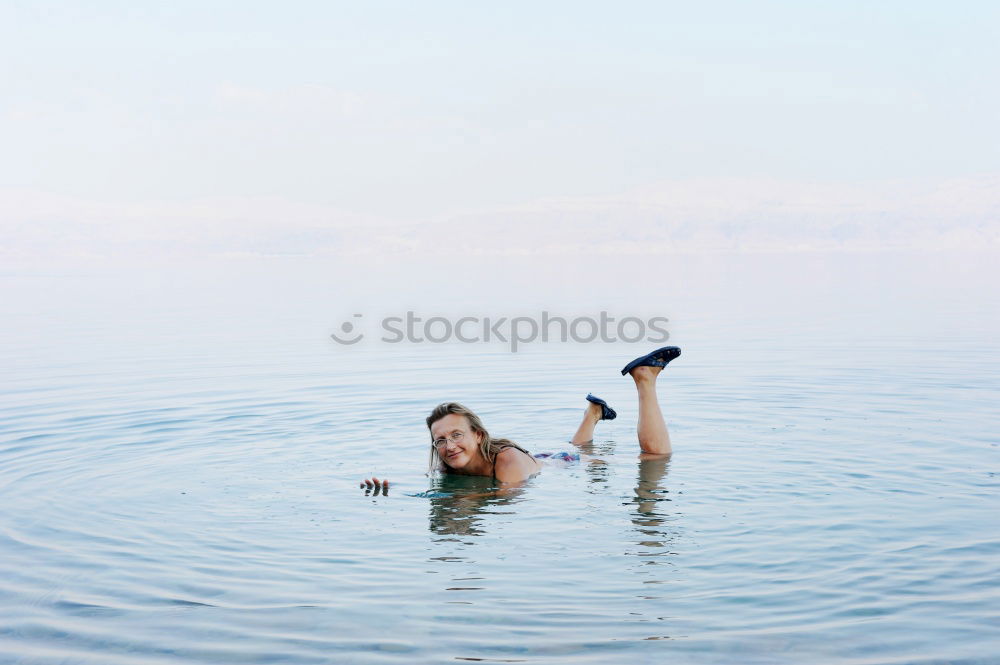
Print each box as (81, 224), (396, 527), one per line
(631, 365), (671, 455)
(570, 400), (603, 445)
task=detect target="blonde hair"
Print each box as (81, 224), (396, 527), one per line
(425, 402), (530, 473)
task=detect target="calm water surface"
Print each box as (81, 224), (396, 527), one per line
(2, 255), (999, 664)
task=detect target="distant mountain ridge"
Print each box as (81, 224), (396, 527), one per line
(2, 176), (998, 263)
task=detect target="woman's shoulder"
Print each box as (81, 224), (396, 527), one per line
(495, 445), (532, 461)
(494, 445), (541, 482)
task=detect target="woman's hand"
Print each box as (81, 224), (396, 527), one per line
(360, 477), (390, 495)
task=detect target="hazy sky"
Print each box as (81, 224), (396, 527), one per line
(2, 3), (999, 361)
(2, 1), (998, 252)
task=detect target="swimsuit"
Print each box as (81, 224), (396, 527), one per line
(533, 451), (581, 462)
(489, 442), (580, 476)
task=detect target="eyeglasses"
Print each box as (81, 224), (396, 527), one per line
(432, 430), (466, 449)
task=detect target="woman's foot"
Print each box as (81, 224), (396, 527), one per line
(628, 364), (662, 384)
(585, 393), (617, 420)
(620, 346), (681, 376)
(573, 395), (614, 444)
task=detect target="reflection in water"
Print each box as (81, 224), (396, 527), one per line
(628, 456), (677, 556)
(425, 475), (525, 538)
(576, 440), (676, 556)
(573, 440), (616, 490)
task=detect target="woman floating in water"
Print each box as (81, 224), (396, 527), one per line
(360, 346), (681, 491)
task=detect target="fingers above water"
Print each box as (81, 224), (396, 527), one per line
(360, 477), (390, 495)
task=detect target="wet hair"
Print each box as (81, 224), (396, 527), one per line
(425, 402), (531, 473)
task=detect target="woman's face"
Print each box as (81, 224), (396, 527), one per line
(430, 413), (482, 471)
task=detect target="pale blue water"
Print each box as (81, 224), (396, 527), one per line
(2, 252), (999, 664)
